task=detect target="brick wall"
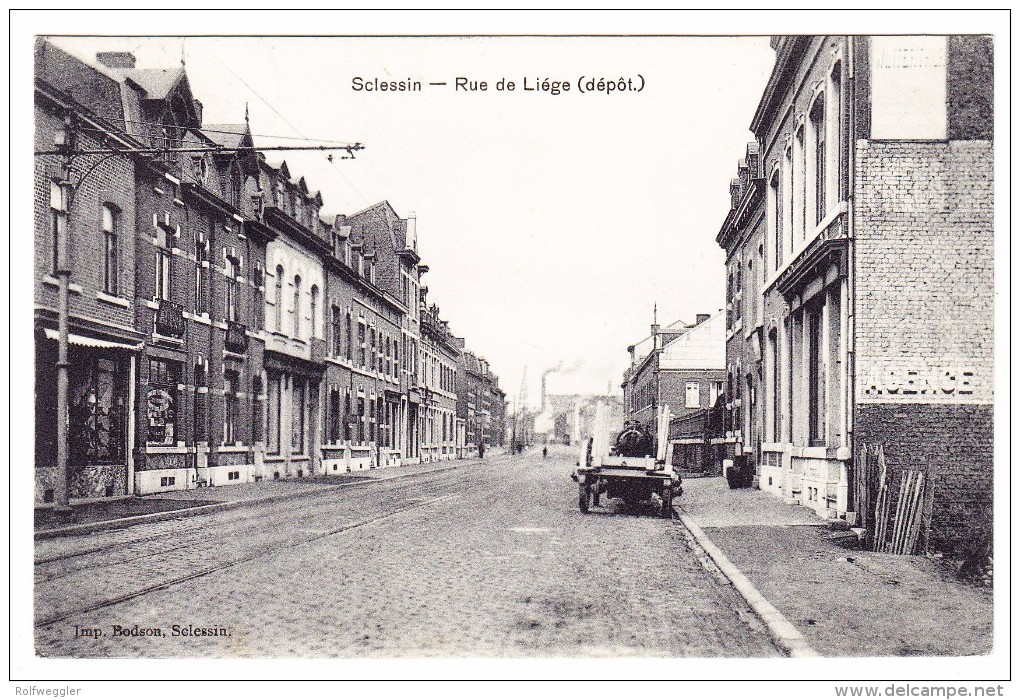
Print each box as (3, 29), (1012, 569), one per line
(35, 108), (137, 331)
(853, 138), (993, 556)
(854, 139), (993, 404)
(855, 403), (992, 556)
(658, 369), (725, 421)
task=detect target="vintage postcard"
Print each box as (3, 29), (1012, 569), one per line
(11, 8), (1009, 691)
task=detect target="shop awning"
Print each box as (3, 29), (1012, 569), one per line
(43, 328), (142, 351)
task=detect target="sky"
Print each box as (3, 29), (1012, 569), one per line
(47, 34), (777, 411)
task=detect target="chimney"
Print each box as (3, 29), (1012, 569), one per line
(96, 51), (136, 69)
(696, 313), (711, 325)
(193, 99), (203, 126)
(406, 211), (417, 251)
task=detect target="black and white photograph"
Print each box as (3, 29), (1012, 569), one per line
(10, 8), (1009, 693)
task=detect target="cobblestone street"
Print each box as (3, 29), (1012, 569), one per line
(35, 449), (779, 658)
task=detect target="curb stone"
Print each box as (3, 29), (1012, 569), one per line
(35, 458), (495, 540)
(676, 509), (820, 658)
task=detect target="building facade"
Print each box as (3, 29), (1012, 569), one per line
(457, 351), (507, 456)
(717, 142), (767, 481)
(419, 299), (462, 462)
(34, 42), (507, 505)
(731, 35), (992, 554)
(34, 43), (145, 502)
(622, 313), (724, 444)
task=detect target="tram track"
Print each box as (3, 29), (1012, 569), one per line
(34, 459), (484, 569)
(34, 461), (507, 628)
(34, 487), (470, 629)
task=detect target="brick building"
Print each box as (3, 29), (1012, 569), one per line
(321, 201), (409, 473)
(418, 298), (462, 462)
(622, 313), (724, 444)
(457, 351), (507, 456)
(34, 43), (145, 502)
(34, 41), (511, 504)
(725, 35), (992, 554)
(717, 142), (767, 480)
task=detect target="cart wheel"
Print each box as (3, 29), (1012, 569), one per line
(661, 489), (673, 519)
(578, 483), (590, 513)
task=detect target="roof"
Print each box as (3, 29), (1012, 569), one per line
(202, 123), (249, 149)
(658, 311), (726, 371)
(119, 67), (186, 100)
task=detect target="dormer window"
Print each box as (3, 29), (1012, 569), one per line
(251, 192), (265, 221)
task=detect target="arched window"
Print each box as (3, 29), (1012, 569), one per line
(810, 94), (826, 225)
(293, 275), (302, 337)
(830, 61), (843, 201)
(274, 265), (284, 331)
(310, 285), (319, 338)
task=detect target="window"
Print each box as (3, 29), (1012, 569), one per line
(310, 285), (319, 338)
(831, 62), (844, 201)
(146, 359), (180, 446)
(769, 169), (782, 271)
(370, 327), (377, 371)
(292, 275), (302, 337)
(229, 164), (242, 208)
(358, 322), (367, 367)
(194, 358), (207, 443)
(195, 232), (208, 315)
(369, 397), (376, 443)
(807, 301), (826, 446)
(252, 375), (264, 443)
(328, 388), (341, 444)
(155, 228), (172, 301)
(344, 391), (352, 441)
(746, 258), (754, 327)
(223, 370), (240, 444)
(685, 382), (701, 409)
(291, 379), (305, 453)
(225, 255), (240, 322)
(274, 265), (284, 330)
(782, 145), (794, 258)
(253, 263), (265, 329)
(102, 205), (119, 295)
(331, 305), (342, 357)
(346, 312), (353, 361)
(267, 373), (281, 454)
(357, 395), (365, 442)
(68, 356), (126, 465)
(50, 181), (66, 273)
(709, 380), (721, 408)
(794, 126), (805, 243)
(811, 95), (826, 225)
(769, 329), (780, 442)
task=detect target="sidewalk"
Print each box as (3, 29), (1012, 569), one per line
(676, 476), (993, 657)
(35, 456), (496, 537)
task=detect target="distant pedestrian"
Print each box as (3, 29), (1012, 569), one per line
(543, 446), (548, 459)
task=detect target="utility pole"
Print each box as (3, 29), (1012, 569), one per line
(53, 114), (74, 514)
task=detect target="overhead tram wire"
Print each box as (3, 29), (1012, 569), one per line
(68, 118), (359, 146)
(34, 144), (364, 157)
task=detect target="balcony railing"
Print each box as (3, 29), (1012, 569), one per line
(155, 299), (185, 338)
(225, 320), (249, 353)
